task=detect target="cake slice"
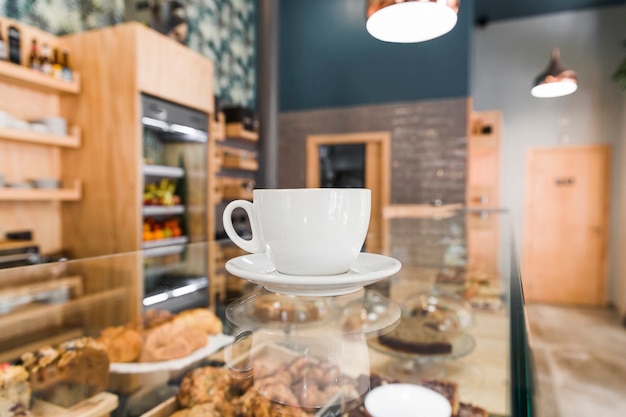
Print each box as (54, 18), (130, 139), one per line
(377, 316), (453, 355)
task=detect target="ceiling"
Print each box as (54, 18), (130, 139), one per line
(474, 0), (626, 24)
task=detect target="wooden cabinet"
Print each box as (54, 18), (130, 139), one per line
(58, 23), (215, 259)
(0, 17), (82, 256)
(467, 110), (501, 209)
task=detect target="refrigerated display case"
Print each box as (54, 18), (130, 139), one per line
(141, 94), (208, 250)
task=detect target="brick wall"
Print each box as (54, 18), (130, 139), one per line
(278, 97), (469, 204)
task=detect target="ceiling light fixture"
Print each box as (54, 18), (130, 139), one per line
(365, 0), (460, 43)
(531, 48), (578, 98)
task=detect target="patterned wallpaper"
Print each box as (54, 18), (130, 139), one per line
(185, 0), (256, 109)
(0, 0), (257, 109)
(0, 0), (123, 35)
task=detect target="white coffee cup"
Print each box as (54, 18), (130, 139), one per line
(222, 188), (371, 276)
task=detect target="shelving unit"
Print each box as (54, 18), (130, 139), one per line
(212, 111), (259, 300)
(59, 23), (215, 260)
(214, 116), (259, 205)
(0, 17), (83, 256)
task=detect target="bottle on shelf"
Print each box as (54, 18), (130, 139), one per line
(7, 25), (20, 65)
(40, 43), (52, 75)
(61, 49), (73, 81)
(0, 22), (8, 61)
(52, 47), (63, 79)
(28, 38), (40, 71)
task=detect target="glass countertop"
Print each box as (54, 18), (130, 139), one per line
(0, 209), (533, 417)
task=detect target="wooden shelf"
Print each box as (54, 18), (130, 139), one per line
(0, 276), (83, 306)
(143, 243), (186, 258)
(225, 122), (258, 142)
(218, 177), (254, 201)
(142, 205), (185, 216)
(0, 125), (81, 148)
(219, 146), (258, 171)
(0, 287), (127, 337)
(142, 236), (189, 250)
(0, 60), (80, 94)
(142, 164), (185, 178)
(0, 179), (82, 201)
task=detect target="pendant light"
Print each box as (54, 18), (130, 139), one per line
(366, 0), (460, 43)
(531, 48), (578, 98)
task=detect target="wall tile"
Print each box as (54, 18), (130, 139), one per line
(278, 98), (469, 205)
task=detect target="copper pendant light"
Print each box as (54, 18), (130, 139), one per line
(531, 48), (578, 98)
(366, 0), (460, 43)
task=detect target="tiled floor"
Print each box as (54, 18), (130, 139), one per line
(525, 304), (626, 417)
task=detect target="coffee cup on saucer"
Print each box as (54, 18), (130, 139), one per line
(222, 188), (371, 276)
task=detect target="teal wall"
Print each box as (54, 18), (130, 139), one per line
(278, 0), (474, 112)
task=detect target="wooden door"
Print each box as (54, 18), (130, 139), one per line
(306, 132), (391, 254)
(523, 145), (610, 305)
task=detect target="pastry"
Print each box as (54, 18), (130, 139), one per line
(176, 366), (232, 409)
(251, 295), (325, 324)
(173, 353), (362, 416)
(141, 309), (174, 329)
(171, 308), (223, 335)
(97, 325), (143, 363)
(0, 364), (31, 417)
(20, 337), (109, 408)
(140, 320), (207, 362)
(377, 316), (453, 354)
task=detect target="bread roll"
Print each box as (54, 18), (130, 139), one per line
(171, 308), (223, 335)
(140, 320), (207, 362)
(97, 325), (143, 363)
(141, 309), (175, 329)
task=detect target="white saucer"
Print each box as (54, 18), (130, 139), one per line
(225, 252), (402, 296)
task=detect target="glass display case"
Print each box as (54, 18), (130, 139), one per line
(0, 210), (533, 417)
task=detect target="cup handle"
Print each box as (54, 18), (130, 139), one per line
(222, 199), (265, 254)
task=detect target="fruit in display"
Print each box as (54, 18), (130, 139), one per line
(143, 179), (181, 206)
(143, 217), (183, 241)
